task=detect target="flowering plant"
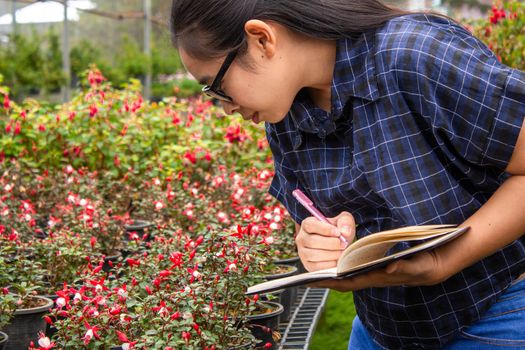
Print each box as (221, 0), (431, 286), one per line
(468, 0), (525, 70)
(47, 220), (279, 349)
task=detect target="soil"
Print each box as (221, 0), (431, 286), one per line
(267, 264), (295, 275)
(251, 302), (278, 316)
(18, 296), (49, 310)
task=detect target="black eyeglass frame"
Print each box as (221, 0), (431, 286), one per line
(202, 50), (238, 103)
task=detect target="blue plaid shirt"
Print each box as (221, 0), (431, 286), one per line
(266, 14), (525, 349)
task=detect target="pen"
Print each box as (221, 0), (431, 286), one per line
(292, 189), (349, 246)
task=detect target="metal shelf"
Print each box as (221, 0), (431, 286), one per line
(278, 287), (329, 349)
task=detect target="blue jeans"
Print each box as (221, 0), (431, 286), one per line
(348, 278), (525, 349)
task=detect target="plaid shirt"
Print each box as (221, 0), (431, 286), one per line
(266, 14), (525, 349)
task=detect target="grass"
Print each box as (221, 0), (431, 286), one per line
(309, 291), (356, 350)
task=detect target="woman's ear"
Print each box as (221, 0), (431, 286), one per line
(244, 19), (277, 58)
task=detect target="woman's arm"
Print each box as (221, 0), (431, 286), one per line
(316, 119), (525, 292)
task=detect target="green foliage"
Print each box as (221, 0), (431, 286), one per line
(0, 30), (65, 100)
(0, 30), (190, 103)
(310, 291), (356, 350)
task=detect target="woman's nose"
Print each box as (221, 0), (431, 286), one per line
(220, 100), (240, 115)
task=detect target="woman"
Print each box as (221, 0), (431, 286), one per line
(170, 1), (525, 349)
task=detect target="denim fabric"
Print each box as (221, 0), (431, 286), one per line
(348, 278), (525, 349)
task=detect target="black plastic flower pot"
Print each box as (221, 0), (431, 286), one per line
(1, 295), (53, 350)
(261, 288), (291, 324)
(42, 292), (57, 338)
(227, 341), (254, 350)
(124, 219), (155, 242)
(264, 264), (298, 319)
(103, 251), (123, 273)
(247, 301), (284, 350)
(0, 331), (8, 350)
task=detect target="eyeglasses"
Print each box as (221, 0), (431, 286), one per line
(202, 50), (238, 103)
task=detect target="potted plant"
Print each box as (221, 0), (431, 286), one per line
(0, 291), (16, 350)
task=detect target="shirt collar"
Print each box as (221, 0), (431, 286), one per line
(288, 33), (379, 137)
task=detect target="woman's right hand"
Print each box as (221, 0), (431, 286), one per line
(295, 211), (356, 272)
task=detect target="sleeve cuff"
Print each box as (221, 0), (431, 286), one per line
(482, 68), (525, 168)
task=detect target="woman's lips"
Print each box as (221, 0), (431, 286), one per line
(244, 112), (260, 124)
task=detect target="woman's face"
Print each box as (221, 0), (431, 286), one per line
(179, 21), (301, 125)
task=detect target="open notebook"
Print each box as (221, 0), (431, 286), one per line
(247, 225), (469, 295)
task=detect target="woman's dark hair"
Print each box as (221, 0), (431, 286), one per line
(171, 0), (433, 59)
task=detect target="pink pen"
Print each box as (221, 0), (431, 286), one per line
(292, 189), (349, 246)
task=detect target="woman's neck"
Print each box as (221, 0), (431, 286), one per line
(295, 37), (337, 112)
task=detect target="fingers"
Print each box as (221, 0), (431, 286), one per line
(303, 260), (338, 272)
(302, 235), (347, 251)
(333, 211), (356, 243)
(301, 217), (339, 237)
(301, 246), (343, 261)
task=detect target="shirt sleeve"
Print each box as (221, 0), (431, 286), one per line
(390, 18), (525, 170)
(265, 123), (310, 224)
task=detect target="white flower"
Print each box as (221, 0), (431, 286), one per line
(273, 215), (282, 223)
(155, 201), (164, 210)
(84, 329), (93, 342)
(264, 236), (274, 245)
(269, 222), (279, 230)
(117, 288), (128, 299)
(38, 336), (51, 348)
(192, 270), (201, 278)
(79, 198), (88, 207)
(65, 165), (74, 174)
(56, 297), (66, 308)
(228, 263), (237, 272)
(73, 293), (82, 303)
(183, 311), (192, 320)
(122, 344), (130, 350)
(264, 213), (272, 220)
(4, 183), (13, 192)
(184, 286), (191, 293)
(153, 178), (161, 186)
(203, 305), (211, 313)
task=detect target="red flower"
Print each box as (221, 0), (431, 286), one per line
(82, 322), (100, 345)
(182, 331), (191, 342)
(89, 104), (98, 117)
(3, 94), (10, 109)
(116, 330), (129, 342)
(126, 258), (141, 267)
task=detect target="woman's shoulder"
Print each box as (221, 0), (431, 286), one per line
(375, 13), (473, 52)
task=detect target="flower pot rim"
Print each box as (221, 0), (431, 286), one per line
(272, 255), (300, 264)
(14, 295), (53, 315)
(0, 331), (8, 344)
(125, 219), (155, 231)
(263, 264), (298, 281)
(247, 300), (284, 320)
